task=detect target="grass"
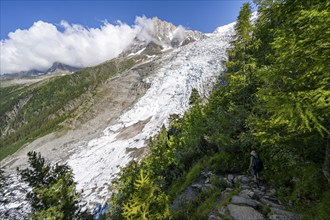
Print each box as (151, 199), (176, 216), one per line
(169, 161), (204, 197)
(192, 188), (222, 219)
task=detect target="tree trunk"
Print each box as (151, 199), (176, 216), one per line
(323, 138), (330, 183)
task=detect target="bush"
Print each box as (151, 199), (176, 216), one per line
(315, 190), (330, 220)
(290, 165), (327, 206)
(208, 152), (241, 174)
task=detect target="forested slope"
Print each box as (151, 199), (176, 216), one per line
(108, 1), (330, 219)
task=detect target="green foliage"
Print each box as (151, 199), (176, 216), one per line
(18, 151), (89, 219)
(227, 2), (254, 87)
(122, 169), (170, 220)
(142, 127), (177, 187)
(290, 165), (327, 205)
(190, 188), (222, 220)
(207, 152), (243, 174)
(108, 161), (141, 219)
(250, 0), (330, 140)
(315, 190), (330, 220)
(171, 186), (223, 220)
(247, 0), (330, 217)
(235, 3), (253, 44)
(189, 88), (201, 105)
(168, 161), (204, 198)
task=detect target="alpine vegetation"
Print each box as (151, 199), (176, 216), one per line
(1, 0), (329, 219)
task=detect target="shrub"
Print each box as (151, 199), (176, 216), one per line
(315, 190), (330, 220)
(208, 152), (241, 174)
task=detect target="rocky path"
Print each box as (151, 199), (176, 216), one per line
(172, 171), (301, 220)
(213, 174), (301, 220)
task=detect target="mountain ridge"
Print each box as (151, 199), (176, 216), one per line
(0, 62), (81, 79)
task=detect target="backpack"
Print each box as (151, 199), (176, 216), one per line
(253, 156), (263, 172)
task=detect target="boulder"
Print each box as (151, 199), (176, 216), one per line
(240, 189), (255, 199)
(224, 178), (233, 188)
(227, 204), (265, 220)
(270, 207), (301, 220)
(235, 175), (251, 185)
(268, 215), (292, 220)
(231, 195), (258, 208)
(267, 188), (276, 196)
(201, 169), (213, 177)
(217, 206), (227, 216)
(218, 188), (233, 202)
(202, 184), (215, 193)
(208, 214), (222, 220)
(170, 187), (198, 211)
(227, 174), (235, 183)
(191, 183), (203, 190)
(252, 188), (265, 198)
(241, 185), (251, 190)
(260, 198), (285, 210)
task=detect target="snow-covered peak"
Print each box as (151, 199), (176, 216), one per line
(121, 17), (206, 56)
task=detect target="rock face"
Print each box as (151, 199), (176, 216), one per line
(228, 204), (265, 220)
(45, 62), (80, 74)
(121, 17), (206, 57)
(231, 195), (258, 208)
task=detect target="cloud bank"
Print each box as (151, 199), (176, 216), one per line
(0, 16), (154, 74)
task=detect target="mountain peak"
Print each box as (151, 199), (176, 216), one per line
(121, 17), (206, 56)
(46, 62), (81, 74)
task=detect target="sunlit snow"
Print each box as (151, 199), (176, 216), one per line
(68, 23), (234, 205)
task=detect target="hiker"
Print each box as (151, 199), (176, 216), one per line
(249, 150), (263, 187)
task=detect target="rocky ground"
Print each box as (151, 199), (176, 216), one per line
(172, 171), (301, 220)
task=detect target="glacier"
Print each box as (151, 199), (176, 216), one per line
(68, 22), (235, 204)
(0, 22), (234, 218)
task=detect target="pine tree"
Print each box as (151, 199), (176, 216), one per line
(227, 3), (254, 85)
(250, 0), (330, 159)
(18, 151), (90, 219)
(122, 169), (170, 220)
(189, 88), (201, 105)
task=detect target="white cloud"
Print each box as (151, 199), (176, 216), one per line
(171, 25), (186, 42)
(0, 16), (154, 74)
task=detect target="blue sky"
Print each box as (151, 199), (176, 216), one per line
(1, 0), (251, 74)
(1, 0), (249, 39)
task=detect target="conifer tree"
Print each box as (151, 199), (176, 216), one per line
(250, 0), (330, 167)
(227, 3), (254, 84)
(189, 88), (201, 105)
(18, 151), (90, 219)
(122, 170), (170, 220)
